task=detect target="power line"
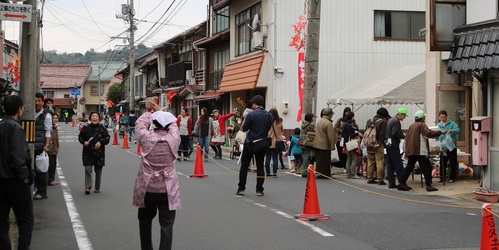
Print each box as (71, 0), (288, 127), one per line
(138, 0), (187, 45)
(46, 2), (118, 30)
(81, 0), (110, 38)
(135, 0), (177, 44)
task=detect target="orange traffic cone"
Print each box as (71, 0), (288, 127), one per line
(112, 130), (119, 145)
(481, 203), (499, 250)
(71, 119), (75, 127)
(295, 164), (330, 221)
(190, 146), (208, 178)
(122, 132), (130, 149)
(136, 144), (141, 155)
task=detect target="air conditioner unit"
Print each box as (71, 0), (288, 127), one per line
(251, 31), (264, 49)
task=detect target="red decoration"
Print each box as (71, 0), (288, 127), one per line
(107, 100), (115, 108)
(165, 91), (177, 104)
(3, 53), (21, 84)
(289, 15), (307, 51)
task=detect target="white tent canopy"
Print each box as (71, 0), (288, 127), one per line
(327, 64), (426, 105)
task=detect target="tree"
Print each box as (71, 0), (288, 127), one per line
(107, 82), (123, 107)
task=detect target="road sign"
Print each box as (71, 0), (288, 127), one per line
(71, 89), (80, 96)
(0, 3), (32, 22)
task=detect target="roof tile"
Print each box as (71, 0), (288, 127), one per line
(40, 64), (91, 89)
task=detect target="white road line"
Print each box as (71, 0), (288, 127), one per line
(246, 199), (335, 237)
(56, 165), (94, 250)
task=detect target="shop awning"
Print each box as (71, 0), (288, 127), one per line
(195, 91), (223, 101)
(327, 64), (426, 105)
(447, 20), (499, 74)
(219, 52), (265, 93)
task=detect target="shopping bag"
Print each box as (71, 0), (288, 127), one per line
(331, 148), (340, 163)
(234, 130), (246, 144)
(441, 134), (456, 151)
(345, 139), (359, 152)
(35, 152), (49, 172)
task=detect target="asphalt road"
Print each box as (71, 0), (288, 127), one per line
(29, 122), (486, 250)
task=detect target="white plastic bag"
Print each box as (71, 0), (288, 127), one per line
(331, 148), (340, 163)
(441, 134), (456, 151)
(35, 151), (49, 173)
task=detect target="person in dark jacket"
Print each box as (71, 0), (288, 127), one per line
(0, 95), (34, 250)
(237, 95), (273, 196)
(385, 108), (408, 188)
(299, 113), (316, 178)
(365, 107), (389, 185)
(78, 111), (110, 194)
(343, 111), (361, 179)
(334, 107), (358, 169)
(34, 92), (52, 200)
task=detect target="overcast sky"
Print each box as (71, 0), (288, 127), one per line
(2, 0), (208, 54)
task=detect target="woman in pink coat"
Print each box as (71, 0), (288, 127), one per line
(133, 102), (181, 250)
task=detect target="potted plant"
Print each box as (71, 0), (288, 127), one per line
(473, 187), (499, 203)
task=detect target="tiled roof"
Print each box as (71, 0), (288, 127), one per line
(40, 64), (91, 89)
(447, 20), (499, 74)
(52, 98), (72, 106)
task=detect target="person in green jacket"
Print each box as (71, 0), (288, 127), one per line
(437, 110), (461, 183)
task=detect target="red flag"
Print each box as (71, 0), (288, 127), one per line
(297, 52), (305, 122)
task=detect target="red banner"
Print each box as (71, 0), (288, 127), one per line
(297, 52), (305, 121)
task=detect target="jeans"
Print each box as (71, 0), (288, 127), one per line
(85, 165), (103, 189)
(0, 179), (33, 250)
(138, 192), (176, 250)
(238, 144), (266, 192)
(345, 150), (358, 177)
(265, 148), (279, 175)
(401, 155), (433, 186)
(48, 154), (57, 183)
(179, 135), (190, 157)
(198, 135), (210, 157)
(385, 144), (404, 185)
(128, 127), (136, 142)
(294, 154), (303, 170)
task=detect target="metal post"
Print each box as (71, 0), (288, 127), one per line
(74, 83), (78, 118)
(128, 0), (135, 112)
(98, 66), (101, 114)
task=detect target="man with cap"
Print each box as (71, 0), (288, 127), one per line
(237, 95), (273, 196)
(312, 107), (336, 179)
(365, 107), (390, 185)
(133, 101), (181, 249)
(385, 107), (408, 188)
(399, 110), (442, 192)
(210, 109), (235, 159)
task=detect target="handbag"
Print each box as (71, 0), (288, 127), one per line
(234, 130), (246, 144)
(345, 139), (359, 152)
(300, 131), (315, 147)
(272, 124), (285, 151)
(35, 151), (49, 173)
(250, 137), (270, 153)
(331, 148), (340, 163)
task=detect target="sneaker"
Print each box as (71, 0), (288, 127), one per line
(367, 179), (377, 184)
(448, 179), (455, 183)
(48, 181), (58, 186)
(256, 191), (264, 196)
(377, 180), (386, 185)
(350, 175), (361, 179)
(236, 189), (245, 196)
(426, 185), (438, 192)
(33, 194), (48, 200)
(134, 140), (137, 144)
(290, 169), (296, 173)
(183, 157), (188, 161)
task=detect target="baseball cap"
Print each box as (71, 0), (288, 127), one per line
(397, 107), (409, 117)
(212, 109), (219, 114)
(414, 110), (426, 119)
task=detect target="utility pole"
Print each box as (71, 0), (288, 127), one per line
(128, 0), (135, 112)
(20, 0), (39, 155)
(98, 66), (101, 114)
(302, 0), (320, 116)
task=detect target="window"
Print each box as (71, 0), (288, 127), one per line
(213, 6), (229, 34)
(374, 10), (425, 41)
(235, 2), (261, 56)
(64, 94), (70, 98)
(90, 85), (103, 96)
(44, 90), (54, 98)
(212, 48), (229, 90)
